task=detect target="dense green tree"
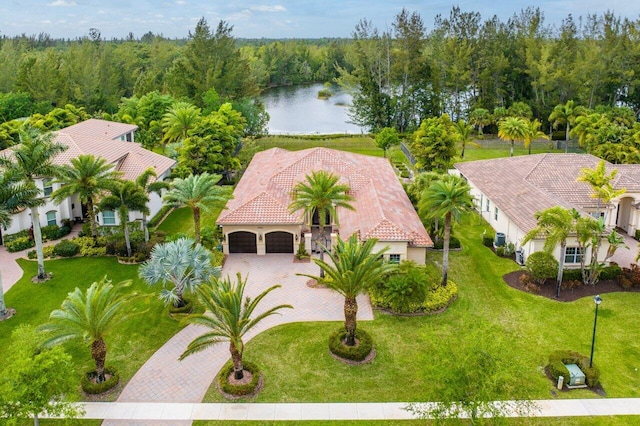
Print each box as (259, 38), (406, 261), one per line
(497, 116), (527, 156)
(161, 101), (202, 153)
(374, 127), (400, 157)
(411, 114), (457, 171)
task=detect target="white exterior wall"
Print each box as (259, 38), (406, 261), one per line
(407, 247), (427, 264)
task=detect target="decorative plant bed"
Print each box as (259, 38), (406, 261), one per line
(216, 361), (263, 399)
(81, 366), (120, 394)
(328, 328), (374, 364)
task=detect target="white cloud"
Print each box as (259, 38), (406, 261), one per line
(175, 0), (187, 5)
(47, 0), (77, 6)
(250, 5), (286, 13)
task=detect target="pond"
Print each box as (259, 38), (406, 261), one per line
(259, 83), (365, 135)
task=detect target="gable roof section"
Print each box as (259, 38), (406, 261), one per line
(61, 118), (137, 140)
(218, 147), (432, 247)
(455, 153), (638, 233)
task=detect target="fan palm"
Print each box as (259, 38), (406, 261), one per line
(139, 237), (220, 308)
(523, 118), (549, 155)
(549, 100), (586, 153)
(299, 234), (396, 346)
(180, 273), (292, 379)
(163, 172), (228, 245)
(452, 119), (479, 159)
(288, 170), (355, 278)
(497, 116), (527, 157)
(38, 278), (140, 382)
(51, 154), (122, 240)
(135, 167), (169, 241)
(2, 128), (66, 279)
(99, 180), (149, 257)
(419, 175), (475, 286)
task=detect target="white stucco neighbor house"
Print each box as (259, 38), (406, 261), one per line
(217, 147), (432, 263)
(455, 153), (640, 266)
(0, 118), (175, 243)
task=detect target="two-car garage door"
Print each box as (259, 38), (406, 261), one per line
(228, 231), (293, 254)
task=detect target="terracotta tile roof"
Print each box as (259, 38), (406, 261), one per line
(218, 147), (432, 247)
(455, 153), (639, 233)
(61, 118), (137, 140)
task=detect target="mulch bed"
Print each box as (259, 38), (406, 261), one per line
(330, 347), (377, 365)
(217, 371), (264, 400)
(504, 270), (640, 302)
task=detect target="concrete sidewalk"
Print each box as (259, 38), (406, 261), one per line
(54, 398), (640, 422)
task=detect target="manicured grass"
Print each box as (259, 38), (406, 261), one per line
(0, 257), (183, 401)
(194, 418), (640, 426)
(457, 138), (568, 162)
(255, 135), (383, 157)
(156, 186), (233, 238)
(201, 216), (640, 403)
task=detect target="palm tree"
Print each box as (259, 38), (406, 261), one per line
(3, 128), (66, 279)
(299, 234), (395, 346)
(497, 116), (527, 157)
(522, 206), (577, 298)
(39, 278), (139, 382)
(419, 175), (475, 286)
(522, 118), (550, 155)
(469, 108), (492, 135)
(139, 237), (220, 308)
(577, 160), (626, 220)
(51, 154), (122, 240)
(549, 100), (586, 153)
(135, 167), (169, 242)
(99, 180), (149, 257)
(161, 102), (201, 153)
(163, 173), (227, 245)
(452, 119), (479, 159)
(288, 170), (355, 278)
(180, 273), (292, 380)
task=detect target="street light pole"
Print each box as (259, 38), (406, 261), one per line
(589, 295), (603, 368)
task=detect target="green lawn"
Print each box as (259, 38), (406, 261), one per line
(194, 418), (640, 426)
(0, 257), (184, 401)
(255, 135), (383, 157)
(200, 216), (640, 403)
(457, 138), (569, 162)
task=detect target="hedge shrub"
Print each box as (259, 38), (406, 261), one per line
(2, 229), (29, 244)
(217, 360), (261, 396)
(432, 236), (461, 250)
(482, 235), (494, 247)
(74, 236), (107, 257)
(53, 240), (79, 257)
(329, 328), (373, 362)
(600, 264), (622, 281)
(41, 224), (71, 241)
(526, 252), (558, 285)
(169, 300), (193, 315)
(562, 268), (582, 282)
(421, 282), (458, 312)
(81, 366), (120, 394)
(548, 350), (600, 387)
(5, 236), (34, 252)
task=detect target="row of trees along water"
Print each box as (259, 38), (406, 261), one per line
(1, 8), (640, 135)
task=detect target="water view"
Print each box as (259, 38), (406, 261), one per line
(260, 83), (365, 135)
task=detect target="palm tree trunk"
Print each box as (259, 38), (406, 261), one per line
(122, 207), (132, 257)
(556, 242), (566, 298)
(91, 338), (107, 382)
(193, 206), (201, 245)
(230, 341), (244, 380)
(31, 207), (46, 279)
(510, 140), (514, 157)
(142, 212), (149, 242)
(88, 197), (98, 240)
(461, 144), (466, 158)
(442, 213), (451, 287)
(344, 296), (358, 346)
(565, 124), (570, 153)
(318, 216), (326, 279)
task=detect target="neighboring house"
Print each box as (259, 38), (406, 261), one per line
(217, 147), (432, 263)
(455, 153), (640, 266)
(0, 119), (175, 242)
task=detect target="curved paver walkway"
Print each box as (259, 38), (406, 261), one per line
(609, 231), (639, 268)
(114, 254), (373, 403)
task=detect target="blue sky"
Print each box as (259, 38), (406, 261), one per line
(0, 1), (638, 39)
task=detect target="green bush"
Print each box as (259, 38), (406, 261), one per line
(53, 239), (79, 257)
(169, 300), (193, 315)
(482, 235), (494, 247)
(81, 366), (120, 394)
(74, 236), (107, 257)
(5, 236), (35, 252)
(27, 250), (37, 259)
(217, 360), (261, 396)
(329, 328), (373, 362)
(526, 252), (559, 285)
(377, 273), (428, 313)
(548, 350), (601, 387)
(422, 281), (458, 312)
(2, 229), (30, 244)
(562, 268), (582, 282)
(432, 236), (461, 250)
(635, 229), (640, 241)
(43, 245), (55, 258)
(40, 224), (71, 241)
(600, 264), (622, 281)
(211, 249), (225, 267)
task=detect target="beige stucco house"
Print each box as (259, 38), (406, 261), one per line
(217, 147), (432, 263)
(455, 153), (640, 266)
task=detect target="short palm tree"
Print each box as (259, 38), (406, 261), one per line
(180, 273), (292, 380)
(135, 167), (169, 241)
(163, 172), (228, 245)
(497, 116), (527, 157)
(161, 102), (201, 153)
(452, 119), (479, 158)
(99, 180), (149, 257)
(39, 278), (139, 382)
(469, 108), (492, 135)
(299, 234), (396, 346)
(139, 237), (220, 308)
(522, 206), (577, 298)
(549, 100), (586, 153)
(288, 170), (355, 277)
(419, 175), (475, 286)
(51, 154), (122, 240)
(577, 160), (626, 220)
(2, 128), (66, 279)
(523, 118), (549, 155)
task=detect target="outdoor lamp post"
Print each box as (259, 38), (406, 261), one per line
(589, 294), (603, 368)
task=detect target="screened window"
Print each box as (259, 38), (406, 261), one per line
(43, 179), (53, 197)
(564, 247), (583, 264)
(46, 211), (57, 226)
(389, 254), (401, 264)
(102, 210), (116, 226)
(494, 207), (499, 221)
(486, 198), (490, 212)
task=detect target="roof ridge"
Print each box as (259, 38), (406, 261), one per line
(522, 152), (549, 182)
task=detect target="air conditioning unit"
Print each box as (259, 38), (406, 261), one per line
(494, 232), (506, 247)
(515, 249), (525, 266)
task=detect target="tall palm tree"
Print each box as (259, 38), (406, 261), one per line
(522, 206), (577, 298)
(419, 175), (475, 286)
(139, 237), (220, 308)
(549, 100), (586, 153)
(577, 160), (626, 220)
(161, 102), (202, 153)
(180, 273), (292, 379)
(163, 172), (228, 245)
(288, 170), (355, 278)
(452, 119), (479, 159)
(299, 234), (395, 346)
(3, 128), (66, 279)
(51, 154), (122, 240)
(135, 167), (169, 242)
(523, 118), (549, 155)
(99, 180), (149, 257)
(39, 278), (139, 382)
(497, 116), (527, 157)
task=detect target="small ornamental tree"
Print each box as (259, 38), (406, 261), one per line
(374, 127), (400, 157)
(525, 251), (559, 286)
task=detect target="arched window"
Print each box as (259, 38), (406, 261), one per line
(46, 210), (57, 226)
